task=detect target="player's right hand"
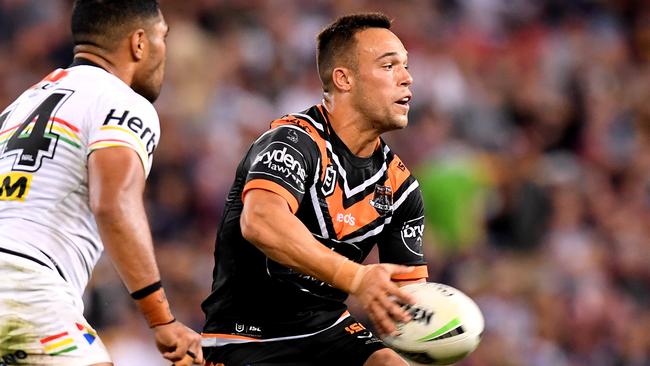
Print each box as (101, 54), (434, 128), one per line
(350, 264), (416, 337)
(153, 320), (204, 365)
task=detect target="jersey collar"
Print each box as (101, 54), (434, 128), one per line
(68, 57), (105, 71)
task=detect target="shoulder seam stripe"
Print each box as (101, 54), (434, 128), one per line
(290, 113), (325, 132)
(253, 124), (316, 145)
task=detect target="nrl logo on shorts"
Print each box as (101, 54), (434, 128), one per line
(369, 185), (393, 216)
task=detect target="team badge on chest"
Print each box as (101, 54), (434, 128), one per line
(369, 184), (393, 216)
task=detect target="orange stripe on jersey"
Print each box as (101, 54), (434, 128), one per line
(391, 265), (428, 281)
(243, 179), (299, 213)
(387, 155), (411, 192)
(271, 116), (329, 180)
(326, 185), (380, 239)
(325, 157), (412, 239)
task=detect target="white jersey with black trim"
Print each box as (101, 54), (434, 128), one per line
(0, 62), (160, 296)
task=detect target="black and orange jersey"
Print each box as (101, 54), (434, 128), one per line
(202, 104), (427, 345)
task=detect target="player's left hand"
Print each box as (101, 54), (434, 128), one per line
(154, 320), (204, 364)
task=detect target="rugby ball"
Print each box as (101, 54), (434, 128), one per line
(382, 282), (484, 365)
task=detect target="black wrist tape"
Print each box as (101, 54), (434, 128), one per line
(130, 281), (162, 300)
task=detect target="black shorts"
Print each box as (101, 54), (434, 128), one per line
(204, 316), (387, 366)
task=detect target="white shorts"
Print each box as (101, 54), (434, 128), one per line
(0, 251), (111, 365)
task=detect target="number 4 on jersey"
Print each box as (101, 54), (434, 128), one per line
(1, 91), (73, 172)
(0, 110), (8, 131)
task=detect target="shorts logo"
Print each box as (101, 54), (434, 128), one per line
(0, 172), (32, 201)
(345, 322), (374, 340)
(252, 142), (307, 192)
(400, 216), (424, 256)
(39, 331), (77, 356)
(235, 323), (245, 333)
(321, 164), (337, 196)
(76, 323), (97, 345)
(345, 322), (366, 335)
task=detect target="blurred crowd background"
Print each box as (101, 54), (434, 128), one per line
(2, 0), (650, 365)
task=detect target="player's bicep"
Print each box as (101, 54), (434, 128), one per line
(242, 126), (318, 213)
(243, 188), (293, 216)
(88, 146), (145, 213)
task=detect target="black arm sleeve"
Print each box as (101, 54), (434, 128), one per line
(377, 181), (427, 266)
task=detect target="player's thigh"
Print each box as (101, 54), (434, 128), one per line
(311, 316), (388, 366)
(364, 348), (409, 366)
(0, 253), (112, 365)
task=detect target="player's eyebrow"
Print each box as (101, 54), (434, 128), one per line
(375, 51), (408, 61)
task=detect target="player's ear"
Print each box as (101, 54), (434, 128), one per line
(129, 29), (146, 61)
(332, 67), (353, 92)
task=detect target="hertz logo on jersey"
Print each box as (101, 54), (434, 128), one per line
(0, 172), (32, 201)
(102, 109), (158, 158)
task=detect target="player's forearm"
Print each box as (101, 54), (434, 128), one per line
(241, 189), (363, 292)
(94, 197), (160, 292)
(242, 202), (337, 278)
(88, 148), (160, 291)
(89, 148), (174, 327)
(94, 199), (176, 327)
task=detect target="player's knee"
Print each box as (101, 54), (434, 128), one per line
(88, 362), (113, 366)
(364, 348), (408, 366)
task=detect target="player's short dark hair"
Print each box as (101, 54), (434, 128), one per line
(71, 0), (160, 49)
(317, 13), (392, 92)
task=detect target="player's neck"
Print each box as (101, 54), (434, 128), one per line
(73, 47), (135, 88)
(323, 96), (380, 158)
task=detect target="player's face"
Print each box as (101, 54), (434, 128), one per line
(350, 28), (413, 132)
(132, 12), (168, 103)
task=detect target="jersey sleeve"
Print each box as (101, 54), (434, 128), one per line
(378, 180), (428, 281)
(242, 125), (319, 213)
(87, 95), (160, 177)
